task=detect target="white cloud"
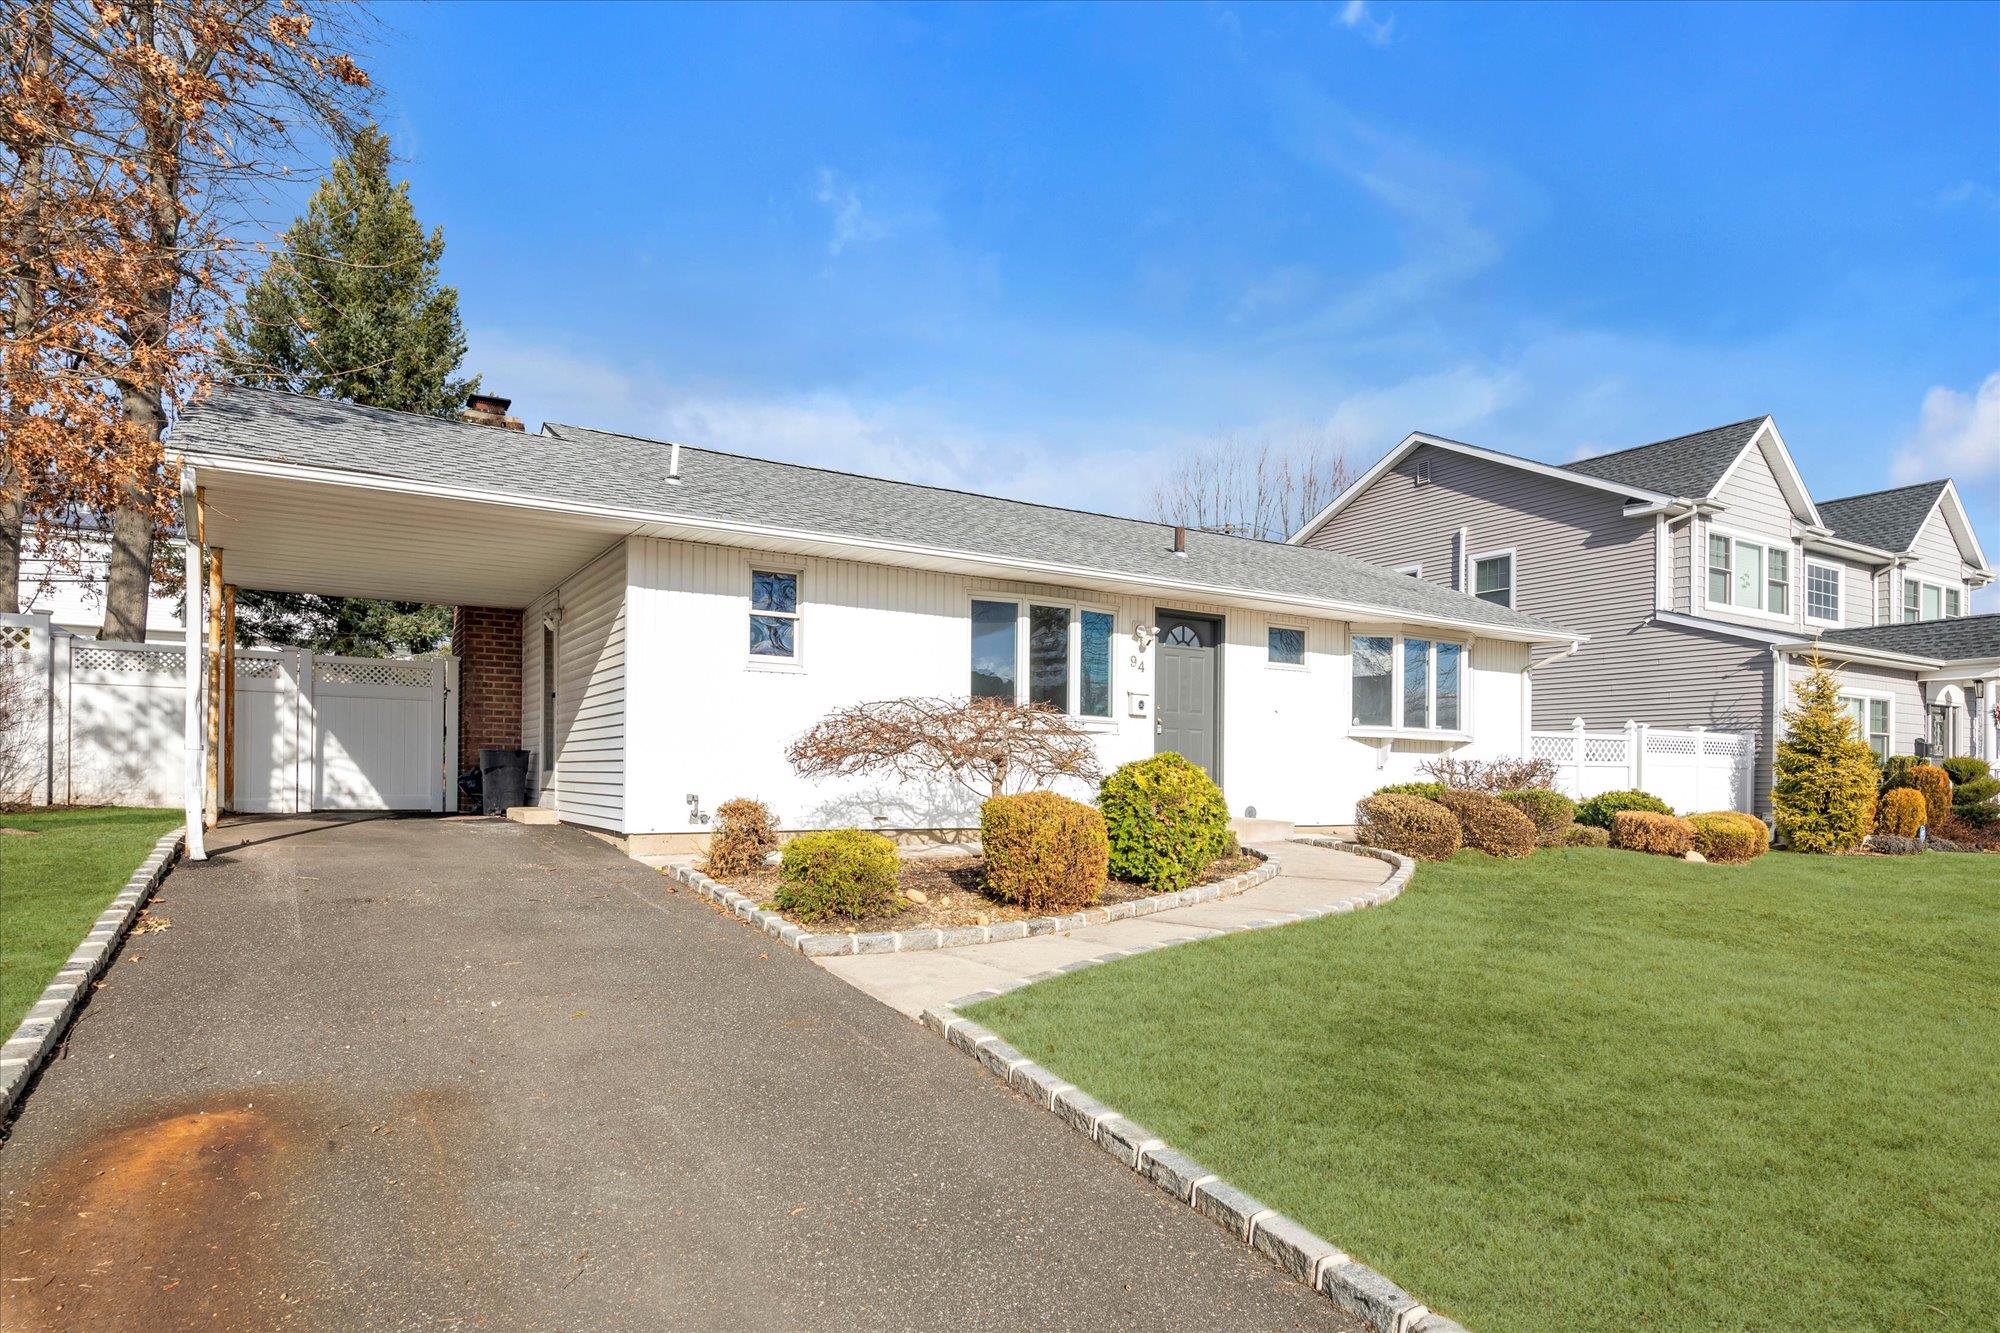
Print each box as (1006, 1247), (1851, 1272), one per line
(1892, 372), (2000, 484)
(1934, 180), (2000, 213)
(1337, 0), (1394, 46)
(814, 168), (889, 256)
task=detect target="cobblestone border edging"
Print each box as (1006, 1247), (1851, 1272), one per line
(660, 848), (1279, 957)
(920, 840), (1468, 1333)
(0, 825), (185, 1124)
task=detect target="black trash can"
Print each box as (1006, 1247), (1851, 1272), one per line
(478, 747), (530, 815)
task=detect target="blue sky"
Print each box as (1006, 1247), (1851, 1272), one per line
(357, 1), (1997, 578)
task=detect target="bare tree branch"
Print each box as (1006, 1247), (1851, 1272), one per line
(786, 696), (1103, 804)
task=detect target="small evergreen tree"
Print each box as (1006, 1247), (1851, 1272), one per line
(1772, 654), (1878, 853)
(222, 125), (474, 656)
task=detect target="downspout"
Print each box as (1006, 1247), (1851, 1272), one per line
(1766, 645), (1786, 825)
(1523, 639), (1586, 752)
(180, 466), (207, 861)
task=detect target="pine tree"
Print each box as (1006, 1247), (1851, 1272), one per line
(1772, 653), (1879, 853)
(222, 125), (472, 656)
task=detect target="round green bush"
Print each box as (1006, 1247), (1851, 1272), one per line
(774, 828), (900, 923)
(1496, 788), (1576, 845)
(1575, 789), (1672, 830)
(1688, 811), (1770, 863)
(980, 791), (1109, 914)
(1562, 823), (1610, 847)
(1373, 781), (1447, 801)
(1940, 756), (1991, 787)
(1098, 753), (1231, 892)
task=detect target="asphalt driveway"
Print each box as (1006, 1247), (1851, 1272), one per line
(0, 816), (1353, 1331)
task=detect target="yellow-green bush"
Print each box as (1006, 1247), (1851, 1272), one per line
(1611, 810), (1697, 857)
(1774, 657), (1880, 852)
(1098, 753), (1231, 892)
(980, 791), (1109, 914)
(1689, 812), (1770, 863)
(1875, 787), (1926, 838)
(1562, 823), (1610, 847)
(1909, 764), (1953, 829)
(774, 829), (900, 922)
(1356, 793), (1463, 861)
(1496, 788), (1576, 846)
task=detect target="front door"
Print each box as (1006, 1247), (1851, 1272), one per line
(1155, 611), (1220, 781)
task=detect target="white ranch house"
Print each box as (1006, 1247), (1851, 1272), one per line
(148, 386), (1585, 860)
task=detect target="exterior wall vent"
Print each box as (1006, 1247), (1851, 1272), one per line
(1414, 459), (1432, 487)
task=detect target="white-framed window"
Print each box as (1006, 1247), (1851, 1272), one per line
(749, 567), (801, 663)
(1471, 550), (1514, 608)
(1706, 528), (1790, 617)
(1837, 692), (1892, 760)
(1351, 630), (1465, 735)
(1804, 561), (1843, 625)
(1392, 562), (1422, 578)
(1267, 625), (1306, 669)
(969, 597), (1115, 720)
(1902, 576), (1963, 622)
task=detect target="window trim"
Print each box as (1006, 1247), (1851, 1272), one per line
(1836, 687), (1894, 761)
(1469, 547), (1515, 609)
(1803, 559), (1844, 626)
(1266, 623), (1309, 671)
(1347, 625), (1472, 741)
(746, 561), (804, 670)
(965, 593), (1118, 725)
(1902, 574), (1963, 623)
(1704, 524), (1794, 623)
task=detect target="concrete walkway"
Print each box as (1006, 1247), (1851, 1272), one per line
(817, 841), (1396, 1017)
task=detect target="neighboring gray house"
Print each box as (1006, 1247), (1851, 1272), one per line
(1291, 417), (1998, 815)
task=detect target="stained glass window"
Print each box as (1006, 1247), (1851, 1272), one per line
(1080, 611), (1113, 717)
(749, 570), (799, 658)
(1268, 626), (1305, 666)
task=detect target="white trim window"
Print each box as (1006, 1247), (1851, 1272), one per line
(749, 568), (801, 662)
(1903, 577), (1962, 622)
(1471, 551), (1514, 608)
(1707, 530), (1790, 617)
(969, 597), (1115, 720)
(1804, 560), (1843, 625)
(1837, 692), (1891, 760)
(1351, 631), (1465, 735)
(1267, 625), (1306, 669)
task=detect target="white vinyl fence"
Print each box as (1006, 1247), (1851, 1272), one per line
(2, 612), (454, 811)
(1531, 717), (1756, 815)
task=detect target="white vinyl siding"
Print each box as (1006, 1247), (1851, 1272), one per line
(543, 544), (628, 832)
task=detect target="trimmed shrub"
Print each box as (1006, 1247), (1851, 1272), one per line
(1880, 754), (1920, 791)
(1689, 811), (1770, 864)
(1355, 793), (1462, 861)
(1941, 756), (1990, 787)
(1497, 788), (1576, 846)
(1575, 789), (1672, 830)
(1909, 764), (1953, 828)
(1436, 789), (1537, 859)
(1869, 834), (1924, 855)
(1561, 823), (1610, 848)
(773, 829), (899, 923)
(1610, 810), (1697, 857)
(980, 791), (1109, 914)
(705, 797), (780, 877)
(1875, 787), (1926, 838)
(1098, 752), (1231, 892)
(1373, 780), (1448, 801)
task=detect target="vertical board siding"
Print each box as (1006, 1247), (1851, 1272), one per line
(621, 535), (1533, 834)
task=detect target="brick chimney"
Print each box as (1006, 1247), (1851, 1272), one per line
(460, 393), (524, 431)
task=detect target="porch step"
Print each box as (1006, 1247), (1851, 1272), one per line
(505, 806), (558, 826)
(1229, 817), (1295, 843)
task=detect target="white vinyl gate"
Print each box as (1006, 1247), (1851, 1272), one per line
(1531, 717), (1756, 814)
(2, 613), (455, 812)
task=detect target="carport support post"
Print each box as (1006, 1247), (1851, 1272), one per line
(205, 547), (224, 828)
(222, 584), (236, 811)
(179, 468), (207, 861)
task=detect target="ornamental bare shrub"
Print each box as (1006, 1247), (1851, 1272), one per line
(1355, 793), (1462, 861)
(1875, 787), (1926, 839)
(980, 791), (1109, 914)
(1436, 789), (1537, 858)
(705, 798), (780, 877)
(1688, 812), (1770, 864)
(774, 829), (900, 923)
(1419, 754), (1556, 793)
(1611, 810), (1697, 857)
(1497, 789), (1576, 846)
(786, 696), (1101, 803)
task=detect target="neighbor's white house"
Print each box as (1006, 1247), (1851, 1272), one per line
(149, 387), (1581, 855)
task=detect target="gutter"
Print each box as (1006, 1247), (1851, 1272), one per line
(173, 450), (1585, 649)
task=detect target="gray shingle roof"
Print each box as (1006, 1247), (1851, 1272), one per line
(173, 386), (1577, 640)
(1813, 614), (2000, 664)
(1815, 480), (1950, 554)
(1558, 417), (1769, 498)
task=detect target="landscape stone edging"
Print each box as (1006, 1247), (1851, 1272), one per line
(919, 839), (1466, 1333)
(1, 825), (185, 1124)
(660, 847), (1280, 957)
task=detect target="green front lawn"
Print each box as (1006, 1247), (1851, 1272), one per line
(969, 847), (1999, 1331)
(0, 807), (182, 1034)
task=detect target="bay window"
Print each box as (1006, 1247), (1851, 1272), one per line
(1352, 631), (1464, 734)
(970, 599), (1113, 719)
(1707, 531), (1790, 616)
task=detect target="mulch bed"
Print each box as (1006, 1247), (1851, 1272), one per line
(718, 852), (1264, 934)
